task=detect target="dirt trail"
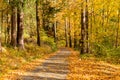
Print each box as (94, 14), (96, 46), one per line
(17, 48), (71, 80)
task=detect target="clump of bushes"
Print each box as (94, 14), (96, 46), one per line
(92, 42), (120, 64)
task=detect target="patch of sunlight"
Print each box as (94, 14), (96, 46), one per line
(20, 72), (67, 79)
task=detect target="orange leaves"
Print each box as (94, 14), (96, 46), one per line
(68, 51), (120, 80)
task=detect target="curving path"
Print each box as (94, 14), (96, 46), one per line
(18, 48), (71, 80)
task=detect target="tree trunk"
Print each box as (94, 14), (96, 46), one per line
(89, 1), (94, 53)
(69, 17), (72, 47)
(80, 0), (89, 54)
(0, 12), (2, 52)
(74, 18), (77, 48)
(54, 20), (57, 42)
(17, 0), (25, 50)
(85, 0), (89, 53)
(115, 9), (120, 48)
(54, 0), (57, 42)
(11, 5), (17, 48)
(1, 11), (3, 34)
(36, 0), (41, 46)
(74, 32), (77, 48)
(80, 6), (86, 54)
(65, 17), (68, 47)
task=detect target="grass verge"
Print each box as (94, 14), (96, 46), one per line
(0, 43), (57, 79)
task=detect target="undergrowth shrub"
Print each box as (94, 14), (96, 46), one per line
(92, 41), (120, 64)
(41, 29), (57, 51)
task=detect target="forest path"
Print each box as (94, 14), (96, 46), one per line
(17, 48), (71, 80)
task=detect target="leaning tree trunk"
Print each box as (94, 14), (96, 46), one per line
(17, 0), (24, 50)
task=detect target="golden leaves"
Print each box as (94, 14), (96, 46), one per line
(68, 51), (120, 80)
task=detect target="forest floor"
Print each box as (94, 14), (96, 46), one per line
(68, 51), (120, 80)
(1, 48), (71, 80)
(1, 48), (120, 80)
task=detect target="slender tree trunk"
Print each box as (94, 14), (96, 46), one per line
(65, 17), (68, 47)
(17, 10), (20, 44)
(101, 2), (105, 31)
(69, 17), (72, 47)
(6, 0), (11, 44)
(74, 18), (77, 48)
(54, 0), (57, 42)
(0, 33), (1, 52)
(89, 0), (94, 53)
(0, 12), (2, 52)
(17, 0), (24, 50)
(80, 0), (89, 54)
(115, 9), (120, 48)
(54, 20), (57, 42)
(11, 5), (17, 48)
(81, 6), (86, 54)
(1, 11), (3, 34)
(36, 0), (41, 46)
(85, 0), (89, 53)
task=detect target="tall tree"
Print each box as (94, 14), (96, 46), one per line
(54, 0), (57, 42)
(65, 17), (68, 47)
(115, 9), (120, 48)
(80, 0), (89, 54)
(0, 12), (2, 52)
(17, 0), (24, 50)
(68, 17), (72, 47)
(10, 0), (17, 48)
(85, 0), (89, 53)
(36, 0), (41, 46)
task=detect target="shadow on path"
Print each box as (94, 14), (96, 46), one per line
(18, 48), (71, 80)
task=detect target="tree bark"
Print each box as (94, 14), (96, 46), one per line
(85, 0), (89, 53)
(115, 9), (120, 48)
(80, 0), (89, 54)
(54, 20), (57, 42)
(36, 0), (41, 46)
(65, 17), (68, 47)
(80, 6), (86, 54)
(0, 12), (2, 52)
(69, 17), (72, 47)
(54, 0), (57, 42)
(17, 0), (25, 50)
(11, 5), (17, 48)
